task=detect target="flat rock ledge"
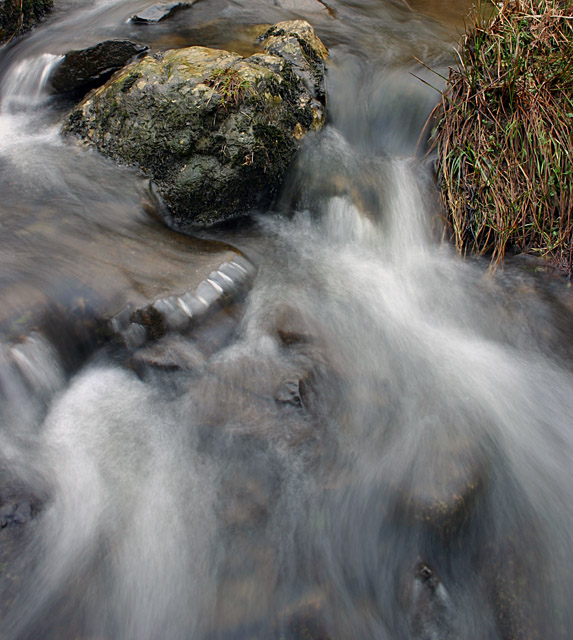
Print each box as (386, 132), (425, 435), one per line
(62, 20), (328, 228)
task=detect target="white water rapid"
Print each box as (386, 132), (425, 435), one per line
(1, 1), (573, 639)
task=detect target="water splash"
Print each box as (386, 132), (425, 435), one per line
(0, 54), (63, 115)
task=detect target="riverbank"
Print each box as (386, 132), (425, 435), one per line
(433, 0), (573, 276)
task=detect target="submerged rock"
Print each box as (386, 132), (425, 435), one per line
(391, 433), (486, 540)
(273, 590), (331, 639)
(62, 20), (328, 228)
(408, 563), (456, 639)
(0, 468), (43, 530)
(274, 0), (335, 16)
(0, 501), (33, 528)
(130, 2), (191, 24)
(49, 40), (149, 96)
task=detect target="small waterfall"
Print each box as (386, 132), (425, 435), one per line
(384, 159), (432, 259)
(0, 53), (63, 158)
(0, 53), (63, 115)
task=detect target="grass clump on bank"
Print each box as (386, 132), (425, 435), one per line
(432, 0), (573, 275)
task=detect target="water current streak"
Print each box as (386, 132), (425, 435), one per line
(1, 1), (573, 639)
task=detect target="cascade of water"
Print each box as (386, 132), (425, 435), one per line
(0, 54), (62, 115)
(0, 52), (63, 161)
(1, 0), (572, 638)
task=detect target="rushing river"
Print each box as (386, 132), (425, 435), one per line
(2, 0), (573, 638)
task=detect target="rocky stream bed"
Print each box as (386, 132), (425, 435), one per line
(1, 0), (573, 639)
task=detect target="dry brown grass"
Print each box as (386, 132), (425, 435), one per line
(431, 0), (573, 275)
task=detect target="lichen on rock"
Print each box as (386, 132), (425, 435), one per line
(62, 20), (328, 229)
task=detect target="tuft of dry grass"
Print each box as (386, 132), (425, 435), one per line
(206, 67), (254, 110)
(431, 0), (573, 275)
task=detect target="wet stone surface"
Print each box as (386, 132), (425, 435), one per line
(131, 1), (193, 24)
(0, 467), (44, 621)
(392, 435), (486, 540)
(116, 255), (256, 345)
(128, 334), (206, 374)
(62, 21), (328, 228)
(49, 40), (149, 97)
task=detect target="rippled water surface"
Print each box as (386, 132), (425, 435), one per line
(1, 1), (573, 639)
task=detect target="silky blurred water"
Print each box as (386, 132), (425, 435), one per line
(2, 1), (573, 639)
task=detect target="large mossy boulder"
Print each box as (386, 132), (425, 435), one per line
(62, 20), (328, 228)
(0, 0), (52, 43)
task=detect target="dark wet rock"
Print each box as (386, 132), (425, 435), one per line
(130, 296), (188, 340)
(130, 1), (191, 24)
(260, 21), (328, 102)
(0, 476), (42, 623)
(0, 501), (33, 528)
(38, 299), (108, 377)
(275, 378), (303, 407)
(274, 304), (315, 346)
(0, 0), (52, 44)
(62, 20), (328, 228)
(49, 40), (148, 96)
(408, 562), (455, 639)
(108, 305), (147, 350)
(0, 467), (43, 531)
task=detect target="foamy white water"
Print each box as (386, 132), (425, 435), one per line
(1, 0), (572, 638)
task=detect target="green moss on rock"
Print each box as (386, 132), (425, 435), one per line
(62, 21), (328, 228)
